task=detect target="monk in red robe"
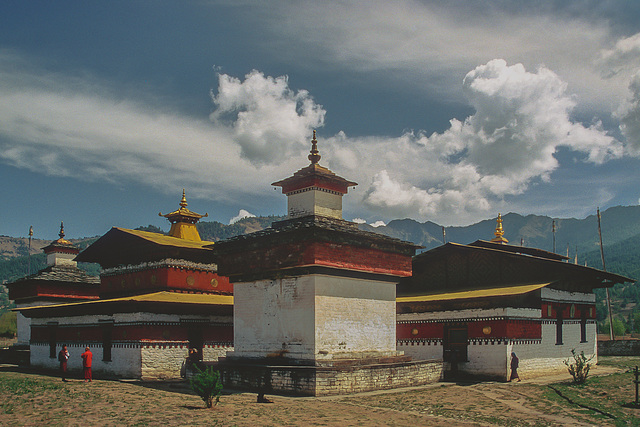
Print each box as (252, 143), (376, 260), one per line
(58, 345), (69, 382)
(81, 347), (93, 382)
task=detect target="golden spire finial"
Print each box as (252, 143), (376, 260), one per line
(180, 189), (188, 208)
(308, 130), (321, 165)
(490, 213), (509, 244)
(59, 221), (65, 240)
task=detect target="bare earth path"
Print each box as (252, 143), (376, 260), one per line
(0, 360), (637, 426)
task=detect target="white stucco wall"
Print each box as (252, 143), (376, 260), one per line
(16, 300), (56, 346)
(396, 288), (598, 380)
(233, 274), (398, 361)
(287, 188), (343, 219)
(28, 312), (233, 379)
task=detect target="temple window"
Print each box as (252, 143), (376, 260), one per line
(101, 321), (113, 362)
(47, 323), (58, 358)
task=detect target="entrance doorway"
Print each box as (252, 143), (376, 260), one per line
(443, 323), (468, 373)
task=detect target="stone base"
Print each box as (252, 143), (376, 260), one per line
(218, 357), (444, 396)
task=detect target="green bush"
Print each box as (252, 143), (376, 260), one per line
(563, 349), (594, 384)
(189, 365), (223, 408)
(0, 311), (17, 338)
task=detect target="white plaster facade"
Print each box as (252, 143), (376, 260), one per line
(28, 312), (233, 379)
(397, 289), (598, 380)
(287, 188), (343, 219)
(232, 274), (398, 362)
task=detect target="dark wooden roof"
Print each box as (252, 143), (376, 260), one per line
(75, 227), (216, 269)
(400, 242), (633, 297)
(214, 215), (423, 255)
(9, 265), (100, 285)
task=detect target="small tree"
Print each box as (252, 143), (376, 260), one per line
(189, 365), (223, 408)
(563, 349), (594, 384)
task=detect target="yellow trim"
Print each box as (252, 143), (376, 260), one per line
(116, 228), (214, 249)
(17, 291), (233, 312)
(396, 282), (550, 303)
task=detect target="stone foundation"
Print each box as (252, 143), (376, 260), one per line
(219, 358), (443, 396)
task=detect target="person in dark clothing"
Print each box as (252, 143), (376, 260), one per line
(58, 345), (69, 382)
(509, 352), (521, 382)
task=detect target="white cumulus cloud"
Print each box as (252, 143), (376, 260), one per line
(617, 71), (640, 155)
(325, 60), (623, 223)
(210, 70), (325, 165)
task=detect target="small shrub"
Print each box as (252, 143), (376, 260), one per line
(189, 365), (223, 408)
(0, 311), (17, 338)
(564, 349), (594, 384)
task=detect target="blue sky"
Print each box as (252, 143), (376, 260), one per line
(1, 1), (640, 240)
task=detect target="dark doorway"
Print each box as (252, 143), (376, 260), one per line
(188, 328), (203, 362)
(443, 323), (468, 365)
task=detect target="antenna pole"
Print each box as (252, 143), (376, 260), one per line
(552, 220), (556, 253)
(597, 207), (614, 340)
(28, 226), (33, 276)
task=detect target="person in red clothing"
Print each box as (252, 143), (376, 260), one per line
(81, 346), (93, 382)
(58, 345), (69, 382)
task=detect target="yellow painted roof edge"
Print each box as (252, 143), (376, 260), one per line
(396, 282), (550, 303)
(17, 291), (233, 312)
(115, 227), (215, 249)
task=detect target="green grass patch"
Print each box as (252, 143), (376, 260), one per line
(0, 374), (64, 395)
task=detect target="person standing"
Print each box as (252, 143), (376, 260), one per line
(509, 352), (521, 382)
(58, 345), (69, 382)
(81, 346), (93, 382)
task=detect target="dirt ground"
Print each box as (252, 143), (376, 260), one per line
(1, 358), (639, 426)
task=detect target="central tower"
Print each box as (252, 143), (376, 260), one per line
(271, 131), (357, 220)
(215, 132), (433, 395)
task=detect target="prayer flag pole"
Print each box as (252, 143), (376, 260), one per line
(28, 225), (33, 276)
(597, 208), (614, 341)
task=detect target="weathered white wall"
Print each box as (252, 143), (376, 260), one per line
(512, 321), (597, 379)
(233, 274), (398, 361)
(16, 300), (55, 346)
(541, 288), (596, 303)
(315, 275), (397, 359)
(287, 188), (342, 219)
(233, 276), (316, 359)
(30, 343), (143, 378)
(28, 312), (233, 379)
(396, 288), (598, 380)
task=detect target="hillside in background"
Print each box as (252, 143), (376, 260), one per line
(2, 207), (639, 334)
(362, 205), (640, 260)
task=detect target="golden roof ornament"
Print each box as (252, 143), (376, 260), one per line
(159, 190), (208, 241)
(55, 221), (72, 245)
(308, 130), (321, 165)
(490, 213), (509, 244)
(179, 189), (188, 208)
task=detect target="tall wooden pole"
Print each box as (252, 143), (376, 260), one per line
(442, 226), (446, 244)
(597, 208), (614, 340)
(552, 220), (556, 253)
(28, 225), (33, 276)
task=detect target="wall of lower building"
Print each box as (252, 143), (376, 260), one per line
(29, 312), (233, 379)
(30, 342), (143, 378)
(397, 291), (598, 381)
(16, 300), (56, 346)
(511, 321), (597, 379)
(141, 344), (233, 380)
